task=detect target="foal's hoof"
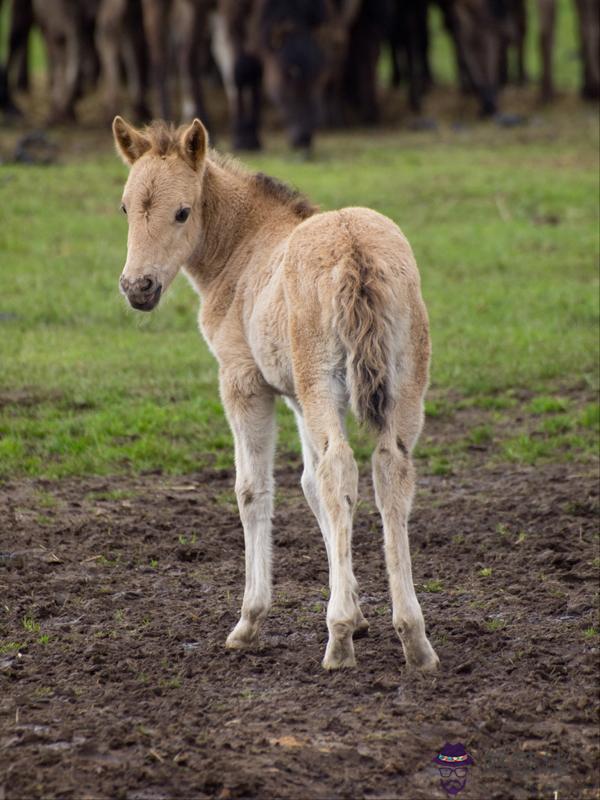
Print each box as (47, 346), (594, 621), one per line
(225, 622), (258, 650)
(406, 641), (440, 674)
(225, 634), (253, 650)
(322, 637), (356, 670)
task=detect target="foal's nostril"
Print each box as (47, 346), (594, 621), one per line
(139, 276), (154, 293)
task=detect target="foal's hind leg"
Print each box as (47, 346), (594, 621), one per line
(220, 375), (276, 650)
(288, 401), (368, 638)
(298, 395), (362, 669)
(372, 395), (439, 673)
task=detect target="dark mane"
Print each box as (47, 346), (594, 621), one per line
(209, 148), (316, 219)
(140, 121), (317, 219)
(252, 171), (316, 219)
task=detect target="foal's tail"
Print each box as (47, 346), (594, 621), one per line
(334, 251), (395, 431)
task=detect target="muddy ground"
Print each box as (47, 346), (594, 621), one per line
(0, 436), (598, 800)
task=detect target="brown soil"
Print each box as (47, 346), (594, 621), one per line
(0, 453), (598, 800)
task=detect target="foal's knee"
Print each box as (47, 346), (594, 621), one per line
(235, 477), (272, 517)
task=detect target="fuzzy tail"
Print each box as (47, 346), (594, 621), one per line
(334, 253), (392, 431)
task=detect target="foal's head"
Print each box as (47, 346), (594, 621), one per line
(113, 116), (208, 311)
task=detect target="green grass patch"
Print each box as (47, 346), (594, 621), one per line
(0, 94), (597, 479)
(580, 403), (600, 431)
(22, 615), (40, 634)
(539, 415), (574, 434)
(468, 425), (494, 446)
(0, 641), (24, 655)
(86, 488), (136, 502)
(485, 618), (506, 632)
(97, 554), (120, 567)
(421, 579), (444, 593)
(35, 490), (58, 508)
(424, 398), (454, 419)
(528, 396), (570, 415)
(503, 428), (595, 465)
(178, 533), (198, 545)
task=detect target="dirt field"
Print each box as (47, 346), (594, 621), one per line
(1, 403), (598, 800)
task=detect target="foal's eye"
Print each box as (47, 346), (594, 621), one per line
(175, 207), (191, 223)
(120, 203), (127, 215)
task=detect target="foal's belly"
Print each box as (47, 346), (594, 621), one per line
(250, 315), (295, 397)
(247, 275), (295, 398)
(256, 347), (295, 397)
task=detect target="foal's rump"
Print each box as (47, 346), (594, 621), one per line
(285, 206), (429, 431)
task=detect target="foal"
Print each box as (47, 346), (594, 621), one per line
(113, 116), (439, 672)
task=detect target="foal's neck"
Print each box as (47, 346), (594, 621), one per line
(187, 159), (295, 291)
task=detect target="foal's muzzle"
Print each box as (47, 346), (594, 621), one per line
(120, 274), (162, 312)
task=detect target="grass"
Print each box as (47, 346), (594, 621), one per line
(528, 396), (570, 414)
(421, 579), (444, 594)
(0, 116), (597, 478)
(178, 533), (198, 545)
(22, 615), (40, 634)
(0, 4), (597, 480)
(0, 641), (24, 655)
(85, 488), (135, 502)
(485, 618), (507, 632)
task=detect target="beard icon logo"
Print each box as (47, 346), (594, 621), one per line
(432, 743), (475, 796)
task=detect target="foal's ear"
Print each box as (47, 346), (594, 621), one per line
(112, 116), (150, 165)
(179, 119), (208, 171)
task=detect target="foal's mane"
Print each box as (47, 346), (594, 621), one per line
(141, 120), (317, 220)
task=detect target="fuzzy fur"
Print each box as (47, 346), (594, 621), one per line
(113, 117), (439, 673)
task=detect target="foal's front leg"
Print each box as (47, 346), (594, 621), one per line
(221, 377), (276, 650)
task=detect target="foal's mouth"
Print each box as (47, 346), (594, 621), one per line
(129, 284), (162, 312)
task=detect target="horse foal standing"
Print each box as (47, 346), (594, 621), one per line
(113, 116), (439, 673)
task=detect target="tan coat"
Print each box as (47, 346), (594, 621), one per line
(113, 116), (439, 672)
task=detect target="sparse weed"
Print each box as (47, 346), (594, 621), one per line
(22, 615), (40, 634)
(0, 641), (24, 655)
(422, 579), (443, 593)
(485, 618), (506, 632)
